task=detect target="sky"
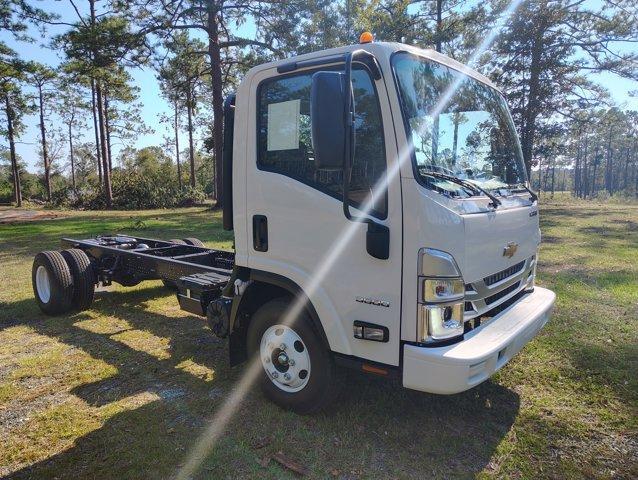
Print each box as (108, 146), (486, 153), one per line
(1, 0), (636, 173)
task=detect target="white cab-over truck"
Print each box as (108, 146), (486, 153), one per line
(32, 38), (555, 413)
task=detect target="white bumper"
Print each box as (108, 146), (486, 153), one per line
(403, 287), (555, 394)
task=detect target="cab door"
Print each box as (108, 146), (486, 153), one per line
(244, 62), (403, 366)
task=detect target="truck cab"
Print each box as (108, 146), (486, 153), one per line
(224, 39), (555, 408)
(32, 38), (555, 414)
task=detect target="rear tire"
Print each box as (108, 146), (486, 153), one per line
(182, 237), (204, 247)
(61, 249), (96, 311)
(32, 251), (74, 315)
(246, 298), (340, 414)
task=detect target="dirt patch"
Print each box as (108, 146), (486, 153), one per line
(0, 209), (65, 224)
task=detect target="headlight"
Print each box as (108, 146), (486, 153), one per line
(418, 303), (464, 342)
(417, 248), (465, 344)
(422, 278), (464, 303)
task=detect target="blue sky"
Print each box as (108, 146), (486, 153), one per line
(1, 0), (636, 173)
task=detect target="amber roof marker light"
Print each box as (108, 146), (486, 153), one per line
(359, 31), (374, 44)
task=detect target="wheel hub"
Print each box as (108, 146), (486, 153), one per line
(35, 265), (51, 304)
(277, 351), (289, 366)
(260, 325), (311, 392)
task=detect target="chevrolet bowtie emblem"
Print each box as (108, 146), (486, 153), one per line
(503, 242), (518, 258)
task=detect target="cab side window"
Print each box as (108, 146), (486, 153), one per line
(257, 67), (387, 219)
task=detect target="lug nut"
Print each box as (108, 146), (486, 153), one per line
(277, 353), (288, 365)
(280, 343), (287, 351)
(271, 371), (279, 379)
(264, 357), (271, 363)
(288, 359), (295, 366)
(284, 373), (291, 380)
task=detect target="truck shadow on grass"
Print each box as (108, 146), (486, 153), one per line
(4, 286), (521, 479)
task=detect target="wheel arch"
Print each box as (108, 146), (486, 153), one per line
(228, 269), (331, 366)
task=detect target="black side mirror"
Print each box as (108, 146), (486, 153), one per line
(310, 71), (346, 171)
(310, 51), (389, 261)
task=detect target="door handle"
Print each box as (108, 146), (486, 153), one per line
(252, 215), (268, 252)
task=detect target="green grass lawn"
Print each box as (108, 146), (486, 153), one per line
(0, 199), (636, 479)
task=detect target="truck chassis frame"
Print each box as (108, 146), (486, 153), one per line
(61, 235), (234, 317)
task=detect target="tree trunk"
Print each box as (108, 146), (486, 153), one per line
(207, 6), (225, 207)
(580, 134), (589, 198)
(174, 99), (182, 189)
(543, 162), (551, 191)
(104, 94), (113, 172)
(186, 86), (196, 188)
(5, 95), (22, 207)
(91, 79), (102, 184)
(623, 147), (630, 191)
(68, 121), (76, 193)
(520, 24), (545, 176)
(37, 83), (51, 203)
(573, 129), (581, 197)
(89, 0), (111, 207)
(605, 126), (613, 194)
(452, 113), (459, 166)
(435, 0), (443, 53)
(631, 139), (638, 197)
(432, 117), (439, 161)
(95, 81), (112, 207)
(591, 145), (599, 196)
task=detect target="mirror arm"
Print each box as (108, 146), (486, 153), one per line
(342, 50), (375, 226)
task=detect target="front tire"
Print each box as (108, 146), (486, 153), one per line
(247, 298), (340, 414)
(32, 251), (74, 315)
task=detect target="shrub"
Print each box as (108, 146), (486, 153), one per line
(176, 185), (206, 207)
(68, 171), (206, 210)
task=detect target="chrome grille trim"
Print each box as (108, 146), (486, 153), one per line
(464, 256), (535, 320)
(483, 260), (525, 286)
(485, 280), (521, 305)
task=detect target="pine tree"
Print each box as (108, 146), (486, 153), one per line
(491, 0), (638, 175)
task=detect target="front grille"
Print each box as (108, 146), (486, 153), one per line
(484, 260), (525, 286)
(485, 281), (520, 305)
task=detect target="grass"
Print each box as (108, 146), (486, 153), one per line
(0, 199), (636, 479)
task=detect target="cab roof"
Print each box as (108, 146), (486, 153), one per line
(249, 41), (499, 92)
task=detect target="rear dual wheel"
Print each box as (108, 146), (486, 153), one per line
(33, 251), (74, 315)
(61, 249), (96, 310)
(168, 237), (204, 247)
(32, 249), (95, 315)
(182, 237), (204, 247)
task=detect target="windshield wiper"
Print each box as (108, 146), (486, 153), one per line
(421, 170), (502, 208)
(513, 183), (538, 203)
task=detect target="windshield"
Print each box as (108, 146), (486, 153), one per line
(392, 52), (527, 196)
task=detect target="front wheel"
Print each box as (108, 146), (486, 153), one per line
(247, 298), (340, 414)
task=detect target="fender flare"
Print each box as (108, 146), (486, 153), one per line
(228, 269), (331, 365)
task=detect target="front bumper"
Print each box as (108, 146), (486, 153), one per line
(403, 286), (555, 394)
